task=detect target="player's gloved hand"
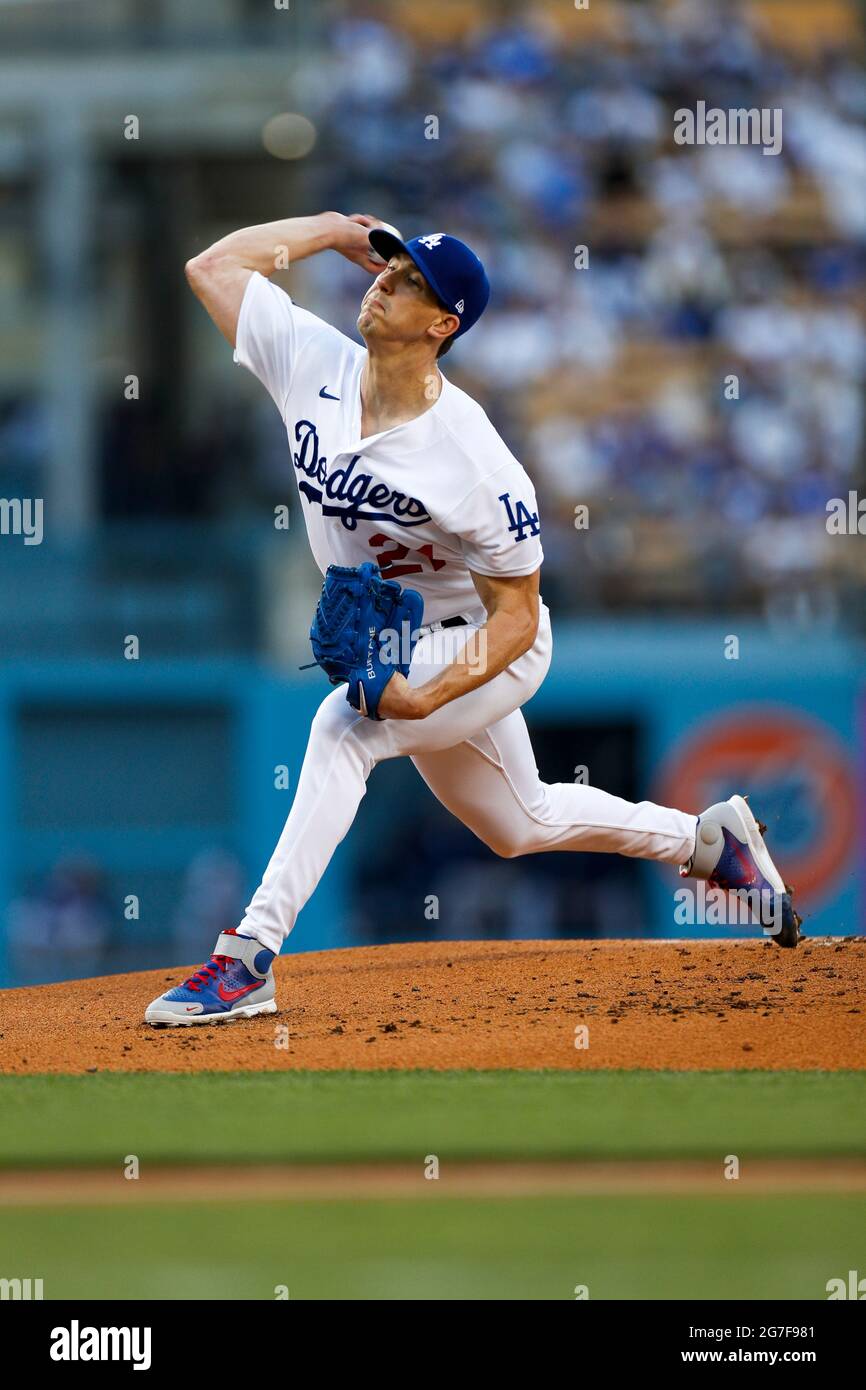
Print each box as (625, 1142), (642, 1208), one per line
(308, 562), (424, 720)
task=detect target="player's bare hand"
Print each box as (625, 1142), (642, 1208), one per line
(376, 672), (428, 721)
(331, 213), (398, 275)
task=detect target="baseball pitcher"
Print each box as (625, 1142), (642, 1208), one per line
(145, 212), (799, 1025)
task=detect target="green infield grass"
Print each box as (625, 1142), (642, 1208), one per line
(1, 1070), (864, 1167)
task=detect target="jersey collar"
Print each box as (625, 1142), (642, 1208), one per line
(343, 359), (449, 455)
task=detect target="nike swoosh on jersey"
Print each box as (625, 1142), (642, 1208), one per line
(318, 386), (340, 400)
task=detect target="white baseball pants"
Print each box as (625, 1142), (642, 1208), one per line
(239, 603), (698, 953)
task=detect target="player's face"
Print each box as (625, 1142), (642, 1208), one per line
(358, 253), (454, 351)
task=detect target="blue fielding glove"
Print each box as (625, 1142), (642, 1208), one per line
(308, 562), (424, 719)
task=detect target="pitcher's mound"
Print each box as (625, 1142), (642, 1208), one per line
(2, 937), (863, 1075)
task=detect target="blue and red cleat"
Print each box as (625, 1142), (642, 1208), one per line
(681, 794), (801, 948)
(145, 929), (276, 1026)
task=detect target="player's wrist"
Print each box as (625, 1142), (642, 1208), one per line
(321, 211), (351, 252)
(378, 674), (430, 721)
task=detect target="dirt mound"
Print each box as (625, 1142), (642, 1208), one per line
(1, 937), (863, 1075)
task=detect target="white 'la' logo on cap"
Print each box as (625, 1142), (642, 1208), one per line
(418, 233), (445, 250)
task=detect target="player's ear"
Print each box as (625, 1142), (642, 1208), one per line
(429, 312), (459, 347)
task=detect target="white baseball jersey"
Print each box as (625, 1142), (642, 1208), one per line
(233, 271), (543, 624)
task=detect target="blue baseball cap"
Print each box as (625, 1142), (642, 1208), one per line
(367, 229), (490, 339)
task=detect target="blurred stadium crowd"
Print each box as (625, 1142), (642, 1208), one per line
(301, 0), (866, 619)
(1, 0), (864, 634)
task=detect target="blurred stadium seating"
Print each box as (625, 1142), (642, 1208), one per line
(1, 0), (864, 629)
